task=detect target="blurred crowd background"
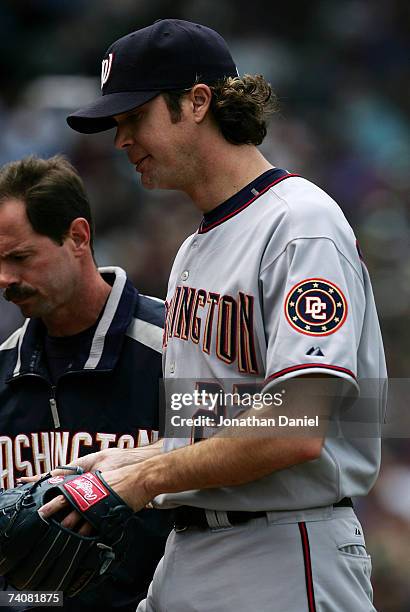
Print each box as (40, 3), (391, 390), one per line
(0, 1), (409, 609)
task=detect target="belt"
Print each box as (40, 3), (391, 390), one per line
(174, 497), (353, 531)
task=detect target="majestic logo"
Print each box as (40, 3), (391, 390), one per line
(306, 346), (324, 357)
(63, 472), (108, 511)
(101, 53), (114, 89)
(285, 278), (347, 336)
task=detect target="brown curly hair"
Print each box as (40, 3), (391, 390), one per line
(162, 74), (278, 145)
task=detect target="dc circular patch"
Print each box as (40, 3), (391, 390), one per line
(285, 278), (348, 336)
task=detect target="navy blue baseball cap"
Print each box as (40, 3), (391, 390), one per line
(67, 19), (238, 134)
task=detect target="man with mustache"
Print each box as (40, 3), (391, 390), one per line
(4, 284), (36, 303)
(0, 154), (171, 611)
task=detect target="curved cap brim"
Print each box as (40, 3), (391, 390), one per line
(66, 91), (159, 134)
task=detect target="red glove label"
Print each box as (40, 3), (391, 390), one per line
(63, 472), (109, 511)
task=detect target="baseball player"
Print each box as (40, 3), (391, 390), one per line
(42, 19), (386, 611)
(0, 155), (172, 611)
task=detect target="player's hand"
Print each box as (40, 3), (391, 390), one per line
(37, 494), (94, 536)
(17, 451), (107, 484)
(98, 465), (152, 512)
(21, 445), (161, 529)
(38, 464), (151, 529)
(18, 443), (162, 485)
(19, 449), (149, 532)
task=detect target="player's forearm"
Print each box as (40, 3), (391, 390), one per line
(138, 434), (322, 500)
(138, 377), (332, 499)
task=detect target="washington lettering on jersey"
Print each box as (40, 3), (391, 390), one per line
(0, 428), (159, 489)
(157, 168), (387, 512)
(163, 285), (258, 374)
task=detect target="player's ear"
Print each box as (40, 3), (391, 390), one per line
(66, 218), (90, 256)
(189, 84), (212, 123)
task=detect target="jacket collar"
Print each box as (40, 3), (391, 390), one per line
(10, 266), (138, 379)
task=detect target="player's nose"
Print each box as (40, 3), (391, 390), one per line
(0, 267), (19, 289)
(114, 126), (134, 150)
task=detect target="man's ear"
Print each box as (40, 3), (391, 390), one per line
(67, 218), (91, 256)
(189, 84), (212, 123)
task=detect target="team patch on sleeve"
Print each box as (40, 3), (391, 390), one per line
(285, 278), (347, 336)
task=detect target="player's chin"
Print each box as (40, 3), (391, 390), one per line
(140, 173), (172, 191)
(20, 299), (51, 319)
(18, 302), (38, 318)
(140, 172), (157, 190)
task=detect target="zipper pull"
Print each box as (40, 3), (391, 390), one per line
(49, 397), (61, 429)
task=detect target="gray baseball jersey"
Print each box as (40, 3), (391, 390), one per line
(155, 167), (386, 511)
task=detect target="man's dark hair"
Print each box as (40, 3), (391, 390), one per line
(163, 74), (279, 145)
(0, 155), (95, 255)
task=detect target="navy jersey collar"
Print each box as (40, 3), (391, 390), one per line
(10, 267), (138, 379)
(199, 168), (296, 234)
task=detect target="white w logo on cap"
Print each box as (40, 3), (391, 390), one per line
(101, 53), (114, 89)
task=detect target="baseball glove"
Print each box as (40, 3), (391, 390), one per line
(0, 467), (136, 598)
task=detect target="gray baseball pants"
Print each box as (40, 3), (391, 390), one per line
(137, 505), (375, 611)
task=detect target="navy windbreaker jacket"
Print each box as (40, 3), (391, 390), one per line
(0, 266), (171, 609)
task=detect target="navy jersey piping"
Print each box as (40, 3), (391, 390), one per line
(199, 169), (299, 234)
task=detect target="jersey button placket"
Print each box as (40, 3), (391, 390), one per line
(181, 270), (189, 281)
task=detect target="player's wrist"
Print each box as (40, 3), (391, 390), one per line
(134, 454), (169, 501)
